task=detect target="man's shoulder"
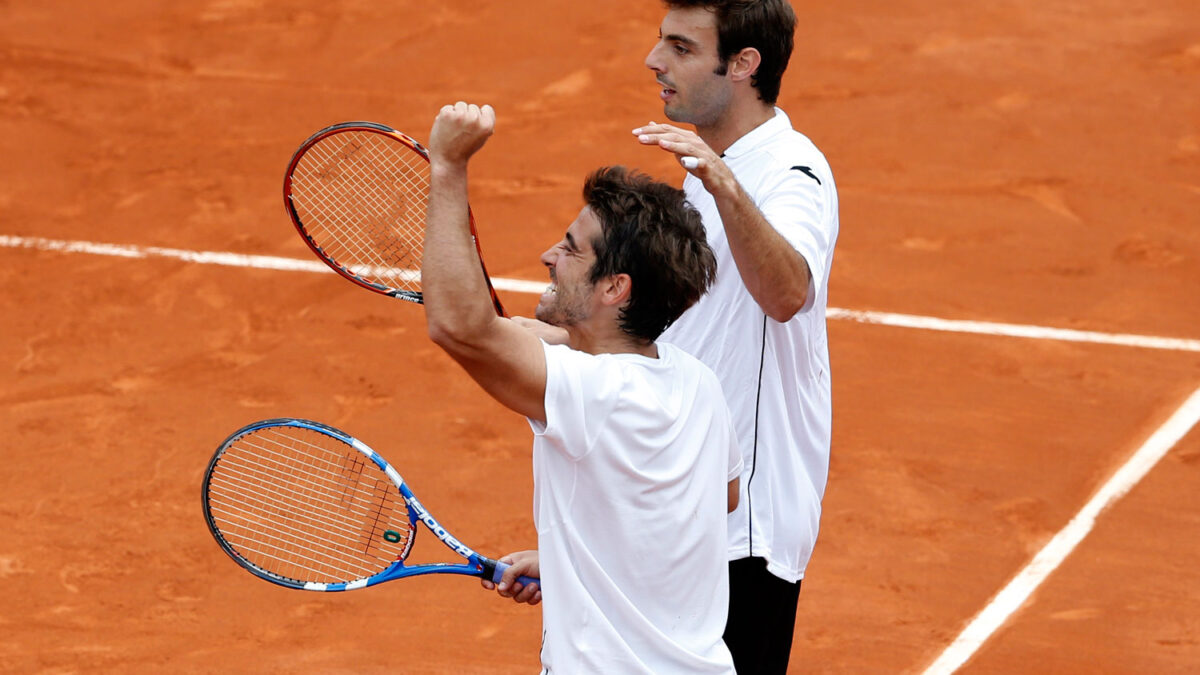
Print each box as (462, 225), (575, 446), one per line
(759, 127), (830, 173)
(658, 343), (723, 389)
(734, 120), (831, 188)
(546, 343), (677, 380)
(542, 342), (610, 378)
(756, 108), (825, 153)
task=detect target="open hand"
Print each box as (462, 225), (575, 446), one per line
(633, 121), (722, 177)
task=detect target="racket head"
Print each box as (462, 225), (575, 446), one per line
(284, 122), (429, 302)
(202, 418), (419, 591)
(284, 121), (507, 315)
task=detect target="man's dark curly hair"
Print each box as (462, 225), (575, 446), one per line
(665, 0), (796, 105)
(583, 166), (716, 343)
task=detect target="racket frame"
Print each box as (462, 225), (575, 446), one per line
(283, 121), (506, 315)
(202, 417), (519, 592)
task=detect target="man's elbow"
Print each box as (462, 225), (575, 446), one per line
(761, 254), (815, 322)
(427, 317), (473, 355)
(763, 288), (808, 323)
(428, 312), (498, 363)
(763, 263), (813, 322)
(427, 321), (450, 348)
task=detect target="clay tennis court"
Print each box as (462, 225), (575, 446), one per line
(2, 1), (1198, 672)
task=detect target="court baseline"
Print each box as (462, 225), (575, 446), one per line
(6, 232), (1199, 673)
(5, 234), (1197, 353)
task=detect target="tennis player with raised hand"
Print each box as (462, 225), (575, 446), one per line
(423, 101), (742, 673)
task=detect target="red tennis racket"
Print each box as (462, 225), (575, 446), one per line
(284, 121), (506, 315)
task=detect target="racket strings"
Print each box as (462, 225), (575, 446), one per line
(206, 427), (413, 585)
(289, 130), (429, 293)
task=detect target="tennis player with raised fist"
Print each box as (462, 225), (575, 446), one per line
(425, 101), (742, 674)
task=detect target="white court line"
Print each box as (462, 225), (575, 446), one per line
(828, 308), (1200, 353)
(6, 232), (1199, 670)
(923, 385), (1200, 675)
(0, 234), (548, 295)
(4, 234), (1198, 353)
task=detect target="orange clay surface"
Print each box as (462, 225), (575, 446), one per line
(2, 1), (1199, 673)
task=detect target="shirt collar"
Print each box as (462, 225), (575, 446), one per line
(721, 107), (790, 160)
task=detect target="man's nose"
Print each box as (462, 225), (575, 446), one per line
(645, 43), (663, 72)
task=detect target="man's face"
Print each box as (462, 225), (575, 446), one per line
(535, 206), (603, 327)
(644, 6), (732, 127)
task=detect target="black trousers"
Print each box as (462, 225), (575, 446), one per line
(724, 557), (802, 674)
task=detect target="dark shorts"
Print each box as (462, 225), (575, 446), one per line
(723, 556), (802, 675)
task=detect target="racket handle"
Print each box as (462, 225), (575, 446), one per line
(492, 560), (541, 589)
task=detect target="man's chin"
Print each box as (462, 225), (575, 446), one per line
(535, 309), (574, 329)
(663, 104), (688, 124)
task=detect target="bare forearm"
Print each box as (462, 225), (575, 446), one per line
(632, 122), (811, 321)
(424, 162), (497, 344)
(708, 175), (811, 322)
(421, 102), (549, 422)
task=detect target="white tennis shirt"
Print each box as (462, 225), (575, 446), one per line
(660, 107), (839, 584)
(529, 341), (742, 674)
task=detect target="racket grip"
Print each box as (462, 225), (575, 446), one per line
(492, 560), (541, 589)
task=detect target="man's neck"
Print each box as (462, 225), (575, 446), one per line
(695, 100), (776, 156)
(567, 326), (658, 358)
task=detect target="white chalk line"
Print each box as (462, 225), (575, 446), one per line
(5, 234), (1197, 353)
(0, 234), (548, 294)
(922, 385), (1200, 674)
(827, 308), (1200, 353)
(5, 232), (1200, 670)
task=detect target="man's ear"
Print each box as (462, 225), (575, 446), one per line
(728, 47), (762, 84)
(599, 273), (633, 308)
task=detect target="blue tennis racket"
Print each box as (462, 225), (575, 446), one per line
(202, 418), (538, 592)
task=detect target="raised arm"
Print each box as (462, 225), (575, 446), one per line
(423, 102), (548, 423)
(634, 123), (811, 322)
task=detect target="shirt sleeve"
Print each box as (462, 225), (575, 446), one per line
(719, 397), (744, 481)
(727, 430), (744, 481)
(694, 363), (744, 482)
(531, 342), (620, 461)
(756, 163), (835, 313)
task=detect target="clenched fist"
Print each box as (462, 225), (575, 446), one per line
(428, 101), (495, 167)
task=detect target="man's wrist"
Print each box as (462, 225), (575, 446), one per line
(430, 158), (469, 179)
(704, 169), (742, 202)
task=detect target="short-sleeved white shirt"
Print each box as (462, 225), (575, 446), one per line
(660, 107), (839, 583)
(529, 341), (742, 674)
